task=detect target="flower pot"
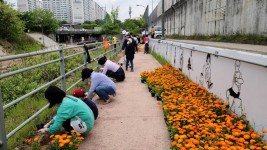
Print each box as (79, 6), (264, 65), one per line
(148, 87), (152, 92)
(151, 92), (155, 97)
(141, 79), (146, 83)
(156, 96), (162, 101)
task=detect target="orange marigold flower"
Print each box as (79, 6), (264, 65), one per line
(33, 137), (39, 142)
(59, 143), (65, 147)
(262, 129), (267, 133)
(50, 135), (54, 138)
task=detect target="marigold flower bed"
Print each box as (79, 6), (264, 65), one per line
(141, 64), (267, 150)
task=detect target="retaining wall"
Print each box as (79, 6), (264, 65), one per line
(150, 39), (267, 140)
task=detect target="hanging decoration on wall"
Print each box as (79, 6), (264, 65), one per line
(199, 54), (213, 89)
(179, 46), (184, 71)
(226, 60), (244, 116)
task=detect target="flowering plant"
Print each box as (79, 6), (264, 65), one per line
(141, 64), (267, 149)
(49, 130), (84, 150)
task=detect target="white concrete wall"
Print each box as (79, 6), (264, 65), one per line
(150, 0), (267, 35)
(150, 39), (267, 141)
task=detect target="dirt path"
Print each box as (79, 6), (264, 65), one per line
(79, 51), (170, 150)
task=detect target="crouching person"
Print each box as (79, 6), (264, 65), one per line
(72, 88), (98, 120)
(98, 56), (125, 82)
(82, 68), (116, 104)
(38, 85), (95, 134)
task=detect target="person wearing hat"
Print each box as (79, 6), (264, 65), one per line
(72, 88), (98, 120)
(98, 56), (125, 82)
(122, 32), (135, 72)
(82, 68), (116, 104)
(37, 85), (95, 134)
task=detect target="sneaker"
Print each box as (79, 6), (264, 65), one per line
(103, 98), (112, 105)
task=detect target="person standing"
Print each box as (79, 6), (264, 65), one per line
(113, 35), (117, 49)
(38, 86), (95, 134)
(144, 35), (150, 54)
(122, 33), (135, 72)
(98, 56), (125, 81)
(151, 26), (155, 39)
(82, 68), (116, 104)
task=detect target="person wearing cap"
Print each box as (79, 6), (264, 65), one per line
(38, 85), (95, 134)
(72, 88), (98, 120)
(82, 68), (116, 104)
(98, 56), (125, 82)
(122, 32), (135, 72)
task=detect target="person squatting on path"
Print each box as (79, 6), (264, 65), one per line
(82, 68), (116, 104)
(72, 88), (98, 120)
(98, 56), (125, 82)
(122, 33), (135, 72)
(38, 85), (95, 134)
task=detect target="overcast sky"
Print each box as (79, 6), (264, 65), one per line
(5, 0), (160, 21)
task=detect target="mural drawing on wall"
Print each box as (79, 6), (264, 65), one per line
(187, 50), (193, 70)
(226, 60), (244, 116)
(199, 54), (213, 89)
(174, 47), (177, 66)
(179, 48), (184, 71)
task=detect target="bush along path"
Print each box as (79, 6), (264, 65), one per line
(141, 64), (267, 150)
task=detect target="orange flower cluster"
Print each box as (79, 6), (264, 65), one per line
(141, 64), (267, 149)
(49, 130), (84, 150)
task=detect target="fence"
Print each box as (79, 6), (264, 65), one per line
(0, 41), (121, 149)
(150, 39), (267, 141)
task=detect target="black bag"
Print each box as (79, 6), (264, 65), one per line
(84, 45), (91, 63)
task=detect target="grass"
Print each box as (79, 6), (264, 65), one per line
(151, 49), (170, 65)
(167, 33), (267, 45)
(0, 33), (44, 54)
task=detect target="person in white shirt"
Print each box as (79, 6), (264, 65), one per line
(98, 56), (125, 81)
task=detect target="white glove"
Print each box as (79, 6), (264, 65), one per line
(43, 121), (52, 128)
(38, 128), (48, 133)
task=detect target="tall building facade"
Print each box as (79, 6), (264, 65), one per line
(17, 0), (43, 12)
(18, 0), (106, 24)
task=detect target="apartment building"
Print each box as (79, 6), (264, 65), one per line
(17, 0), (42, 12)
(17, 0), (106, 24)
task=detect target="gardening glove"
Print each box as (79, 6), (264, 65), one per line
(38, 128), (48, 134)
(43, 120), (52, 128)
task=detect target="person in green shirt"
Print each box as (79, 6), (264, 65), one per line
(37, 86), (95, 134)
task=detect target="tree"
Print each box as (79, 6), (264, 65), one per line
(20, 9), (59, 33)
(123, 18), (144, 34)
(110, 7), (119, 24)
(0, 2), (25, 41)
(95, 19), (105, 25)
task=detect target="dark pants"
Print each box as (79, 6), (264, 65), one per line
(95, 86), (116, 101)
(114, 44), (116, 49)
(62, 119), (73, 133)
(126, 59), (134, 71)
(144, 43), (149, 54)
(106, 67), (125, 81)
(84, 98), (98, 120)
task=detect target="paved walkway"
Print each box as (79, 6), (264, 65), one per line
(167, 39), (267, 55)
(79, 51), (171, 150)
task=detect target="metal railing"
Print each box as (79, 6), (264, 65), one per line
(0, 40), (121, 149)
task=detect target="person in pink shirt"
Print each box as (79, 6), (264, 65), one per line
(143, 35), (150, 54)
(98, 56), (125, 81)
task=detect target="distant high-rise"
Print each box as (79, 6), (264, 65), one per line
(18, 0), (106, 24)
(17, 0), (42, 12)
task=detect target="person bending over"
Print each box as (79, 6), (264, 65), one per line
(38, 86), (95, 134)
(98, 56), (125, 81)
(82, 68), (116, 104)
(72, 88), (98, 120)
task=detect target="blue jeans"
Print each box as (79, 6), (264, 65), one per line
(126, 59), (134, 71)
(95, 86), (116, 101)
